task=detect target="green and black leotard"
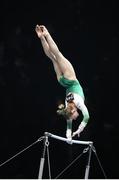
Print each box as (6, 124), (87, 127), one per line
(58, 75), (90, 137)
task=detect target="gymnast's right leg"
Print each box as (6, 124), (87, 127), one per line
(38, 25), (77, 81)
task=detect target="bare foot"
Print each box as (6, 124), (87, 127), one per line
(35, 24), (43, 38)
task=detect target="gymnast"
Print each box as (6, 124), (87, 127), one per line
(35, 25), (90, 141)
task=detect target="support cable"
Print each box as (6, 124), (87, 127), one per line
(92, 146), (107, 179)
(0, 136), (44, 168)
(54, 147), (89, 179)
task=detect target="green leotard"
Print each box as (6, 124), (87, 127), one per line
(58, 75), (85, 99)
(58, 75), (89, 136)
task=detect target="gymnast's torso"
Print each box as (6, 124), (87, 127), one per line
(58, 75), (85, 100)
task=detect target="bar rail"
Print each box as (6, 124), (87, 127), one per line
(44, 132), (93, 145)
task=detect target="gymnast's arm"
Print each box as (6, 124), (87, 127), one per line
(73, 104), (90, 137)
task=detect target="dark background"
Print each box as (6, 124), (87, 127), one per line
(0, 0), (118, 179)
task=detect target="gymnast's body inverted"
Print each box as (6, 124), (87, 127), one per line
(35, 25), (90, 141)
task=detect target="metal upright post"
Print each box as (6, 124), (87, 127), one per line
(84, 142), (93, 179)
(38, 133), (48, 179)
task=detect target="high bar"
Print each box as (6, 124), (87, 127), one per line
(44, 132), (93, 145)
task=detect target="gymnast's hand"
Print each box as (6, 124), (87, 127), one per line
(72, 122), (86, 138)
(72, 129), (81, 138)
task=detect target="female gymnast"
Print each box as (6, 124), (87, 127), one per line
(35, 25), (90, 141)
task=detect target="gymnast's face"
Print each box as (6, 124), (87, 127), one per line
(67, 103), (79, 120)
(70, 108), (79, 120)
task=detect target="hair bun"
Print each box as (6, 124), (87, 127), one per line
(57, 104), (65, 116)
(58, 104), (65, 110)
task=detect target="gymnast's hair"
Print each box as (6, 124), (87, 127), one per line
(57, 103), (75, 119)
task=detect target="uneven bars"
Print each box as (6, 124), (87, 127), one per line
(44, 132), (93, 145)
